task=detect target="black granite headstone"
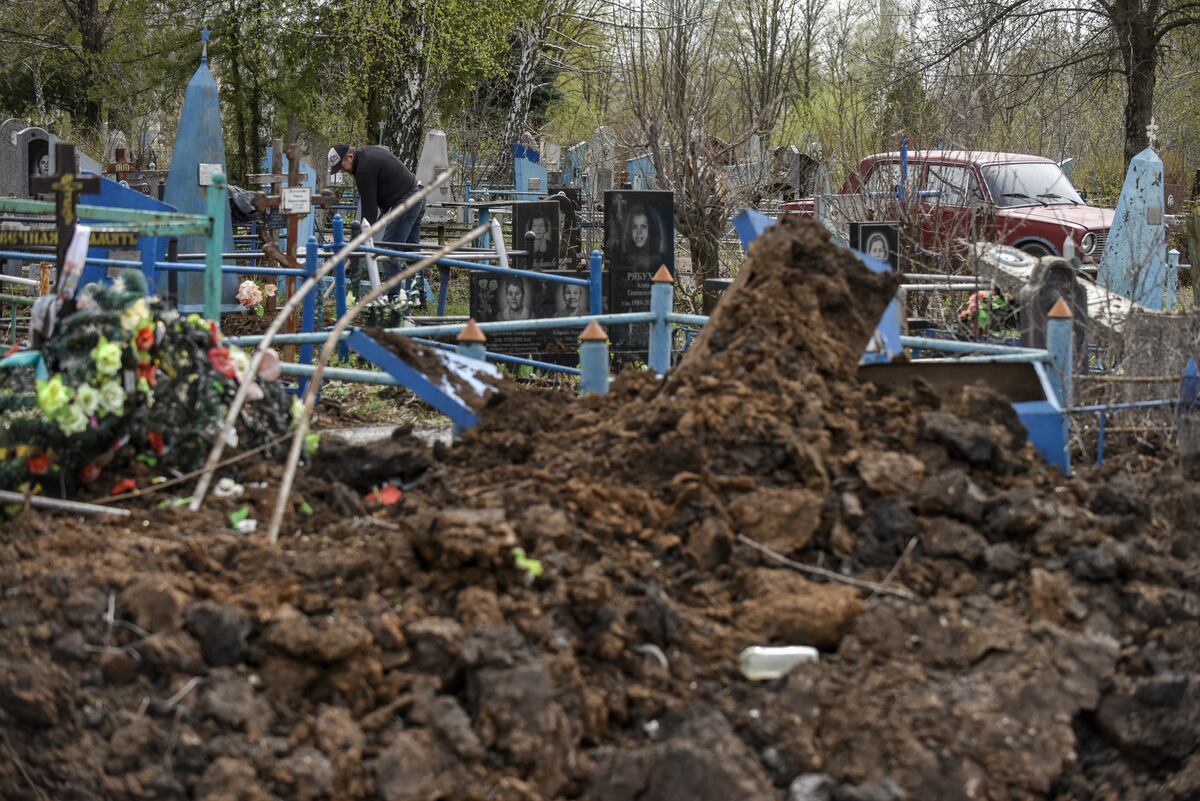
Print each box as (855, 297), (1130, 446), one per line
(469, 272), (546, 355)
(604, 190), (674, 353)
(512, 201), (560, 271)
(849, 221), (900, 270)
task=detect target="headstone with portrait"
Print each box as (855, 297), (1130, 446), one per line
(849, 221), (900, 270)
(468, 272), (545, 355)
(512, 200), (561, 271)
(537, 270), (600, 364)
(465, 269), (603, 360)
(604, 190), (675, 353)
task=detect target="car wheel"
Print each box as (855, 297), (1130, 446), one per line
(1018, 242), (1054, 258)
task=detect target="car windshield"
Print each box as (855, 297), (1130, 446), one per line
(982, 163), (1084, 208)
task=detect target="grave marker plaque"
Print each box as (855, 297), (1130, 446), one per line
(849, 221), (900, 270)
(537, 271), (596, 364)
(512, 201), (560, 271)
(469, 273), (546, 355)
(604, 190), (675, 352)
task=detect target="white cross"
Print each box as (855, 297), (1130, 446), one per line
(1147, 117), (1159, 150)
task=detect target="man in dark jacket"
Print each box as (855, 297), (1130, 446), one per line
(329, 143), (426, 300)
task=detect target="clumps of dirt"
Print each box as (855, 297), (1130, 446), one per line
(220, 309), (280, 338)
(0, 218), (1197, 801)
(309, 428), (433, 492)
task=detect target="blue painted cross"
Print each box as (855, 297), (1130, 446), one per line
(201, 27), (210, 63)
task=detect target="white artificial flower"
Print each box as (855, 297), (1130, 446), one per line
(97, 381), (126, 417)
(75, 384), (100, 416)
(57, 403), (89, 435)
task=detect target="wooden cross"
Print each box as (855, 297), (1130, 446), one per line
(248, 139), (336, 264)
(247, 139), (335, 348)
(31, 142), (101, 287)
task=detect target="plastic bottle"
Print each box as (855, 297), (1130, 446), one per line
(738, 646), (819, 680)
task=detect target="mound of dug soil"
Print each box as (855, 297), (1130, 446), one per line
(1, 218), (1198, 801)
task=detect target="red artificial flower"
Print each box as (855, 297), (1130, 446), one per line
(207, 346), (238, 379)
(4, 342), (18, 357)
(110, 478), (137, 496)
(147, 431), (165, 455)
(365, 485), (403, 505)
(136, 361), (157, 387)
(25, 453), (50, 475)
(79, 462), (101, 484)
(135, 325), (155, 352)
(209, 321), (221, 346)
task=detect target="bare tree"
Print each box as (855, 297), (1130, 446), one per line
(913, 0), (1200, 166)
(383, 0), (429, 164)
(729, 0), (800, 136)
(618, 0), (787, 283)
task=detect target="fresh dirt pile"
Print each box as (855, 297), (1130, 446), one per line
(1, 218), (1198, 801)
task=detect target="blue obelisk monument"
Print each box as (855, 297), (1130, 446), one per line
(164, 28), (236, 308)
(1096, 120), (1174, 310)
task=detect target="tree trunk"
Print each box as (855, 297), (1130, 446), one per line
(1112, 0), (1157, 166)
(73, 0), (107, 131)
(384, 1), (427, 165)
(499, 4), (552, 179)
(386, 62), (425, 164)
(226, 5), (250, 184)
(366, 84), (382, 145)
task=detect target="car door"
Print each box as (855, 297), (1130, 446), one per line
(920, 162), (988, 260)
(854, 160), (906, 223)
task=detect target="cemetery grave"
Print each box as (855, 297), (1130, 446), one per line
(1, 217), (1198, 800)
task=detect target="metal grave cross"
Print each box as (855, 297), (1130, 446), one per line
(30, 142), (101, 282)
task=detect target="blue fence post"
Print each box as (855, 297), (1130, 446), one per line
(300, 236), (318, 367)
(456, 318), (487, 362)
(579, 320), (609, 394)
(332, 214), (348, 361)
(436, 223), (450, 316)
(204, 174), (227, 322)
(166, 237), (179, 306)
(588, 249), (603, 315)
(453, 319), (488, 439)
(648, 265), (674, 376)
(140, 243), (158, 297)
(1047, 296), (1074, 408)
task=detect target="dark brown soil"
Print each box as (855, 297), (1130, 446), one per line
(1, 218), (1197, 801)
(220, 310), (282, 338)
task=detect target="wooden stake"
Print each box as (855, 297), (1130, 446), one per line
(188, 168), (458, 511)
(267, 221), (491, 544)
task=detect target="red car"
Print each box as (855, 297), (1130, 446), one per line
(786, 150), (1115, 263)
